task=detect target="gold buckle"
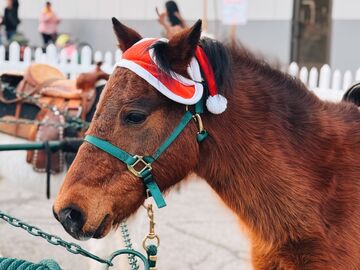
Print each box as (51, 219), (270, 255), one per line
(127, 155), (152, 177)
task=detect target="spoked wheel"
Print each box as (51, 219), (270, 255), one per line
(342, 82), (360, 106)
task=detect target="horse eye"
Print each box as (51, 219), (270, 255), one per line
(124, 112), (147, 124)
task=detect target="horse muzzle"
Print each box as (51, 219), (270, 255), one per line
(53, 205), (110, 240)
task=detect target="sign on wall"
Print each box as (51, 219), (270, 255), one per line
(222, 0), (248, 25)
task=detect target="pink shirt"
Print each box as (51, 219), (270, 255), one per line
(38, 11), (59, 34)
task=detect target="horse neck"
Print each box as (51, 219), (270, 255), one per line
(195, 58), (327, 244)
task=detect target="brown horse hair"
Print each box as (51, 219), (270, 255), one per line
(54, 19), (360, 270)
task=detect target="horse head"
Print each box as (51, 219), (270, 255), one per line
(53, 18), (206, 240)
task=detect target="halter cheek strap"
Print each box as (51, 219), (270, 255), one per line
(84, 100), (207, 208)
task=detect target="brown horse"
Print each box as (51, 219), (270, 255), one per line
(54, 18), (360, 269)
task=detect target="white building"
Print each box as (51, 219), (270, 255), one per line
(0, 0), (359, 72)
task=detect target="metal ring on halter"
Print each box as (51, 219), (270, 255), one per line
(145, 189), (151, 199)
(192, 113), (204, 133)
(142, 234), (160, 250)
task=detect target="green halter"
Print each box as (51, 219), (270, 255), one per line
(84, 100), (208, 208)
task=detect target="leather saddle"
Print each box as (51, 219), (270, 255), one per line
(9, 64), (95, 115)
(0, 63), (107, 139)
(0, 63), (109, 173)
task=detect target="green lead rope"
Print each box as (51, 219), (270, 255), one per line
(0, 211), (150, 270)
(0, 258), (62, 270)
(145, 245), (158, 269)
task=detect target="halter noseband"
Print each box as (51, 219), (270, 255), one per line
(84, 100), (208, 208)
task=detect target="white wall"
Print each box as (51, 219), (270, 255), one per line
(9, 1), (360, 25)
(247, 0), (292, 20)
(0, 0), (293, 21)
(332, 0), (360, 20)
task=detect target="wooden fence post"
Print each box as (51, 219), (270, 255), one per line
(319, 64), (331, 90)
(331, 70), (341, 91)
(299, 67), (308, 84)
(308, 67), (318, 90)
(288, 62), (299, 77)
(343, 70), (353, 91)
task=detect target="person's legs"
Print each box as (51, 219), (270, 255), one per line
(51, 32), (58, 44)
(6, 30), (16, 41)
(41, 33), (52, 46)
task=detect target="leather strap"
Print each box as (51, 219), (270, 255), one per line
(85, 135), (136, 164)
(0, 78), (61, 104)
(151, 111), (193, 160)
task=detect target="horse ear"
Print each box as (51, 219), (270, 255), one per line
(166, 20), (202, 71)
(112, 17), (142, 52)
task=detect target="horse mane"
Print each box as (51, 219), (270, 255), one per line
(150, 37), (316, 107)
(231, 41), (313, 95)
(199, 38), (233, 96)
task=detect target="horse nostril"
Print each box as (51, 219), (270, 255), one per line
(58, 206), (85, 234)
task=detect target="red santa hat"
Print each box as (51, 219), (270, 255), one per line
(116, 38), (227, 114)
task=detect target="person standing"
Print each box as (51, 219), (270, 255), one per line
(38, 2), (60, 47)
(1, 0), (20, 41)
(157, 1), (187, 39)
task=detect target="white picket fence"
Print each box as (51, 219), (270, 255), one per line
(0, 42), (358, 102)
(0, 42), (123, 79)
(288, 62), (360, 102)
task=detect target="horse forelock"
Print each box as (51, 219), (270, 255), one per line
(150, 37), (233, 98)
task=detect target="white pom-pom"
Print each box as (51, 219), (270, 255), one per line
(206, 94), (227, 114)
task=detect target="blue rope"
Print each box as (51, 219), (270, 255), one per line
(0, 258), (62, 270)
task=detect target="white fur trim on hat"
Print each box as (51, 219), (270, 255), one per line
(117, 59), (203, 105)
(206, 94), (228, 114)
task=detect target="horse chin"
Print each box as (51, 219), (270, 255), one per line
(66, 214), (112, 240)
(92, 214), (112, 239)
(63, 227), (94, 241)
